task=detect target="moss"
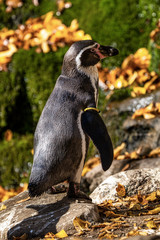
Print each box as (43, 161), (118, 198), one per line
(0, 134), (33, 188)
(109, 88), (132, 102)
(0, 47), (68, 135)
(11, 47), (68, 126)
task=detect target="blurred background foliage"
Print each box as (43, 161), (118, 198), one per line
(0, 0), (160, 188)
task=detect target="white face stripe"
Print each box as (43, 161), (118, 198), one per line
(75, 43), (99, 105)
(75, 43), (97, 68)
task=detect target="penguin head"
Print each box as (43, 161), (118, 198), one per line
(62, 40), (119, 76)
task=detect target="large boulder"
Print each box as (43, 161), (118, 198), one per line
(0, 191), (100, 240)
(90, 168), (160, 204)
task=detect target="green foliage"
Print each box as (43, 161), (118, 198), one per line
(0, 0), (57, 29)
(11, 47), (68, 125)
(0, 47), (67, 136)
(0, 134), (33, 188)
(148, 40), (160, 74)
(109, 88), (132, 102)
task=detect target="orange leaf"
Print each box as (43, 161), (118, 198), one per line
(116, 183), (126, 197)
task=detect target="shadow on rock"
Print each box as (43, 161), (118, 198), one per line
(7, 195), (70, 239)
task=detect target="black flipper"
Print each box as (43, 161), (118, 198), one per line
(81, 110), (113, 171)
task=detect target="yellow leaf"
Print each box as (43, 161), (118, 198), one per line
(132, 86), (146, 95)
(129, 202), (141, 210)
(148, 207), (160, 215)
(146, 192), (157, 202)
(0, 204), (7, 211)
(82, 157), (100, 176)
(16, 197), (30, 204)
(144, 76), (157, 90)
(43, 11), (54, 25)
(114, 142), (126, 159)
(41, 42), (50, 53)
(82, 34), (92, 40)
(54, 229), (68, 238)
(130, 151), (139, 159)
(117, 155), (126, 160)
(121, 163), (130, 171)
(105, 211), (124, 218)
(69, 19), (79, 31)
(148, 147), (160, 157)
(73, 217), (91, 235)
(116, 183), (126, 197)
(143, 113), (155, 119)
(44, 232), (55, 239)
(146, 220), (157, 229)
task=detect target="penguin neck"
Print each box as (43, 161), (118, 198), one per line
(62, 61), (99, 106)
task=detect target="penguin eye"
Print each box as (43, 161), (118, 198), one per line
(90, 48), (95, 53)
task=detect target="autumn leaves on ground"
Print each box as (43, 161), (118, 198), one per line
(0, 1), (160, 239)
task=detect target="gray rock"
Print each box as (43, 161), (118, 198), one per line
(103, 89), (160, 150)
(83, 159), (129, 192)
(123, 117), (160, 152)
(83, 158), (160, 193)
(90, 168), (160, 204)
(107, 89), (160, 114)
(127, 234), (160, 240)
(0, 191), (100, 240)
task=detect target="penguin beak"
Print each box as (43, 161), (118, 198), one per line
(97, 45), (119, 59)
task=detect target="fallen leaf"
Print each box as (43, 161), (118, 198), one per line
(116, 183), (126, 197)
(121, 163), (130, 171)
(129, 202), (141, 211)
(4, 129), (13, 141)
(82, 157), (100, 176)
(44, 232), (55, 239)
(114, 142), (126, 159)
(13, 233), (27, 240)
(105, 210), (124, 218)
(16, 197), (30, 204)
(54, 229), (68, 238)
(148, 207), (160, 215)
(73, 217), (91, 235)
(143, 113), (155, 119)
(146, 191), (157, 202)
(146, 220), (157, 229)
(0, 204), (7, 211)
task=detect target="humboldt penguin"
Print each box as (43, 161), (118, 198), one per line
(28, 40), (119, 198)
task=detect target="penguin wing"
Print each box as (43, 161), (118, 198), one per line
(81, 110), (113, 171)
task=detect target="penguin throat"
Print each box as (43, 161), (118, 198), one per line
(77, 65), (99, 105)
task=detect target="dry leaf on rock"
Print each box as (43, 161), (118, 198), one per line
(54, 229), (68, 238)
(114, 142), (126, 159)
(13, 233), (28, 240)
(0, 204), (7, 211)
(116, 183), (126, 197)
(146, 220), (157, 229)
(73, 217), (91, 235)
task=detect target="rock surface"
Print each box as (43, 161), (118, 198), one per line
(82, 158), (160, 193)
(90, 168), (160, 204)
(0, 191), (99, 240)
(103, 89), (160, 151)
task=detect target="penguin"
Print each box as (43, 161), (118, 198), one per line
(28, 40), (119, 198)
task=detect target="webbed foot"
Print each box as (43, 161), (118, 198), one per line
(47, 182), (68, 194)
(67, 182), (91, 200)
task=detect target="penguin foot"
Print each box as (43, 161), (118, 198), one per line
(67, 182), (91, 200)
(47, 182), (68, 194)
